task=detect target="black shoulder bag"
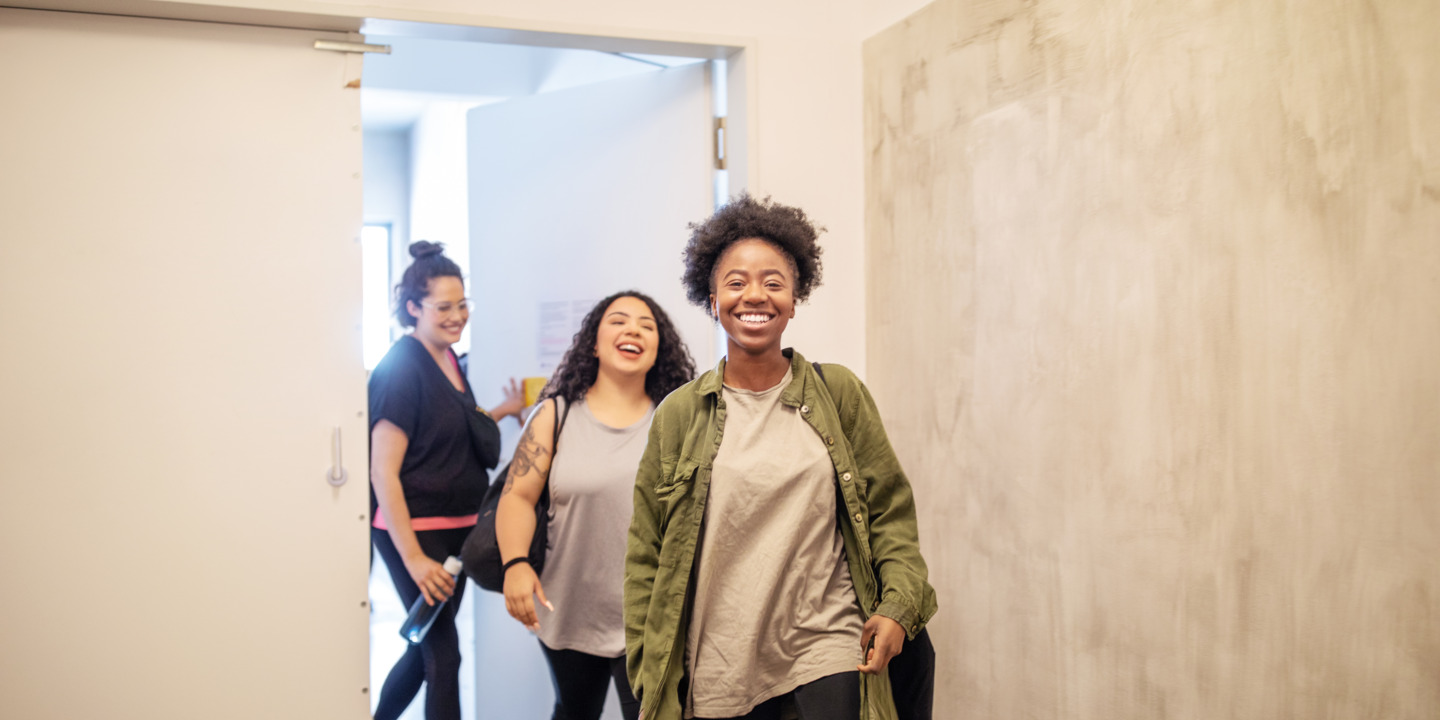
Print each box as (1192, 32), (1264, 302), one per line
(461, 397), (570, 592)
(811, 362), (936, 720)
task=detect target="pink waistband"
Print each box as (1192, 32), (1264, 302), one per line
(372, 513), (478, 532)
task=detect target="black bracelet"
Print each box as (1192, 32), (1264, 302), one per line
(501, 557), (531, 574)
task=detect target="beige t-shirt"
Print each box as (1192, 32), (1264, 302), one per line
(684, 369), (865, 718)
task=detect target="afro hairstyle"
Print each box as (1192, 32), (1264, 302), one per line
(680, 193), (825, 318)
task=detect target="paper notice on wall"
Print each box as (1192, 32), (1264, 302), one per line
(537, 299), (597, 374)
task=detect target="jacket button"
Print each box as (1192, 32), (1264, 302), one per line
(853, 512), (863, 524)
(800, 404), (810, 413)
(841, 472), (852, 482)
(826, 436), (835, 446)
(872, 599), (879, 610)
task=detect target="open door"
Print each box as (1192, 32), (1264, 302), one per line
(0, 9), (367, 718)
(462, 60), (716, 718)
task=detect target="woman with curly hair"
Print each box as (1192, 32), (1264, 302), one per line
(624, 195), (937, 720)
(497, 290), (696, 720)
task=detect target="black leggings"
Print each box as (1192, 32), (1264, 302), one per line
(704, 671), (860, 720)
(372, 526), (471, 720)
(538, 641), (640, 720)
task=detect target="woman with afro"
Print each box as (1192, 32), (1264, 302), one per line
(624, 195), (936, 720)
(497, 290), (696, 720)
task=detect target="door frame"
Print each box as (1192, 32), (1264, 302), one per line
(5, 0), (755, 196)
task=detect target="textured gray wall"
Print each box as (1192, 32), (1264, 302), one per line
(863, 0), (1439, 717)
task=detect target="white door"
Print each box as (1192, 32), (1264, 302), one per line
(462, 62), (716, 719)
(0, 9), (368, 719)
(466, 60), (716, 387)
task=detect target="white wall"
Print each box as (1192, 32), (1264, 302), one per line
(363, 35), (664, 98)
(364, 36), (547, 97)
(860, 0), (935, 37)
(363, 128), (411, 251)
(409, 103), (473, 266)
(145, 0), (887, 377)
(12, 3), (938, 718)
(407, 101), (478, 353)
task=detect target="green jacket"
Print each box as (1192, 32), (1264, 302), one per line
(624, 349), (937, 720)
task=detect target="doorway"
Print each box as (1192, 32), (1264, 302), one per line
(359, 20), (746, 720)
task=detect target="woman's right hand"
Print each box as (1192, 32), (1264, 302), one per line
(404, 553), (455, 606)
(503, 561), (553, 631)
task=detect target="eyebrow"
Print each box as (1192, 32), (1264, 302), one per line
(606, 311), (656, 322)
(721, 268), (787, 278)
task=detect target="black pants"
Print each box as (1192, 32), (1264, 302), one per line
(890, 627), (935, 720)
(704, 671), (860, 720)
(372, 526), (471, 720)
(701, 626), (934, 720)
(538, 641), (640, 720)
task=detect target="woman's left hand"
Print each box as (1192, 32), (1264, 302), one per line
(857, 614), (906, 675)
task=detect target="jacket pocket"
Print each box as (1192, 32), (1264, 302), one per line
(653, 464), (697, 542)
(654, 462), (697, 501)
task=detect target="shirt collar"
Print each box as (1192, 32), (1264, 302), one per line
(693, 348), (810, 406)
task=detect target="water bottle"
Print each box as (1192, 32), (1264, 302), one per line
(399, 556), (463, 644)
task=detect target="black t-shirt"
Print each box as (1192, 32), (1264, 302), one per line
(368, 335), (501, 519)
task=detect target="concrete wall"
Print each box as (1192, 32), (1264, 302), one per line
(864, 0), (1440, 717)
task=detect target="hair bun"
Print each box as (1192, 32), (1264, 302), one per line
(409, 241), (445, 259)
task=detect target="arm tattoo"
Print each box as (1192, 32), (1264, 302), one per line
(501, 421), (550, 496)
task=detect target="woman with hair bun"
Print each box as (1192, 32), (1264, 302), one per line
(497, 290), (696, 720)
(369, 241), (525, 720)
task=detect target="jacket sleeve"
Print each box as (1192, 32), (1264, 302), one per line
(624, 412), (665, 701)
(831, 365), (938, 639)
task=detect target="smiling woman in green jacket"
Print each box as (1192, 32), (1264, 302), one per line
(624, 195), (937, 720)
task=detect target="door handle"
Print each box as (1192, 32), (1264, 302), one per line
(327, 426), (348, 487)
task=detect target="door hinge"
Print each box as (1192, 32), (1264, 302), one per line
(314, 40), (392, 55)
(714, 117), (727, 170)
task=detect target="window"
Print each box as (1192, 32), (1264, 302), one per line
(362, 223), (394, 370)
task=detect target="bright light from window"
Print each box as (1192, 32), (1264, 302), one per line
(362, 224), (393, 370)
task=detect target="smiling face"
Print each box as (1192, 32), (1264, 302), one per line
(593, 295), (660, 377)
(711, 237), (796, 359)
(406, 275), (468, 348)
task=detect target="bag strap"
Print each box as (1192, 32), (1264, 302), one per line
(811, 361), (837, 412)
(449, 368), (503, 471)
(810, 360), (857, 444)
(539, 396), (571, 507)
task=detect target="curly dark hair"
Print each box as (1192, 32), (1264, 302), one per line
(681, 193), (825, 317)
(540, 290), (697, 405)
(393, 240), (463, 328)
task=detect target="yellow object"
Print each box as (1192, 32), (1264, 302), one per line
(523, 376), (548, 407)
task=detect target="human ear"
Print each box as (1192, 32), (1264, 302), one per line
(406, 300), (422, 321)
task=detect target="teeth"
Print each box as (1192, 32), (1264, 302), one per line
(619, 344), (641, 353)
(739, 314), (771, 324)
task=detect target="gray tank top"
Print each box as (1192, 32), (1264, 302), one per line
(535, 398), (654, 656)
